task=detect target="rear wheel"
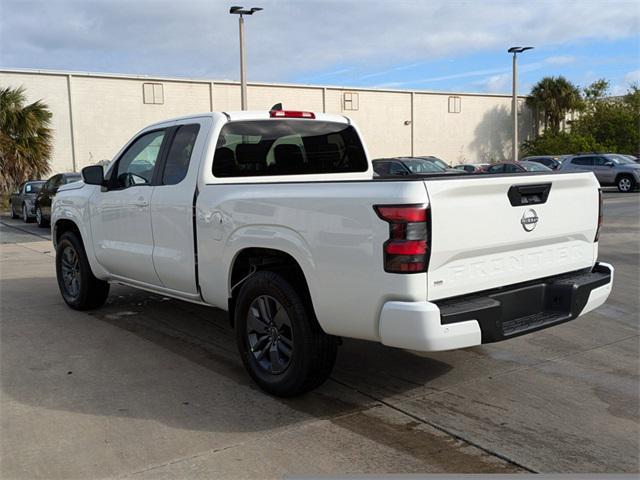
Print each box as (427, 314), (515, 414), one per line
(55, 232), (110, 310)
(36, 206), (49, 227)
(235, 271), (338, 397)
(617, 175), (636, 192)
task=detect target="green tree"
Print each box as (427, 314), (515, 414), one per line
(0, 86), (53, 193)
(526, 76), (583, 134)
(522, 131), (605, 156)
(572, 84), (640, 155)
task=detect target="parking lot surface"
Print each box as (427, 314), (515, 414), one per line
(1, 191), (638, 478)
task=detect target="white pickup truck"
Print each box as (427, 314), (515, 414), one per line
(52, 109), (613, 397)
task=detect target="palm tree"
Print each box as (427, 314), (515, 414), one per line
(0, 86), (53, 193)
(526, 76), (582, 134)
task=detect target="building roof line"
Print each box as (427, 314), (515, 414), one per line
(0, 67), (529, 99)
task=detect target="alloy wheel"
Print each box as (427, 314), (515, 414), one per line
(61, 245), (81, 299)
(246, 295), (294, 374)
(619, 177), (632, 192)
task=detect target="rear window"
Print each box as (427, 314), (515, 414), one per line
(212, 120), (368, 177)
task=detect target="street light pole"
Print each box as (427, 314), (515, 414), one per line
(507, 46), (534, 162)
(230, 6), (263, 110)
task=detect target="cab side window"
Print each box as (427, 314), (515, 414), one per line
(115, 130), (166, 188)
(161, 124), (200, 185)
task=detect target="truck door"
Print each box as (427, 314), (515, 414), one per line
(150, 118), (210, 294)
(91, 129), (168, 286)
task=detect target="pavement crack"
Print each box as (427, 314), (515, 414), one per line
(119, 442), (245, 478)
(328, 376), (538, 473)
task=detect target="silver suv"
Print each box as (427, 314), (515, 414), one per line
(560, 153), (640, 192)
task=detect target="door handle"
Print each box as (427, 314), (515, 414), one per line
(134, 200), (149, 208)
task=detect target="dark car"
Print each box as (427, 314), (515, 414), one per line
(373, 157), (463, 176)
(9, 180), (46, 222)
(414, 155), (462, 173)
(453, 163), (489, 173)
(484, 161), (552, 174)
(520, 155), (563, 170)
(35, 172), (82, 227)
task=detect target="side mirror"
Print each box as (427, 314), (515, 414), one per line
(82, 165), (104, 186)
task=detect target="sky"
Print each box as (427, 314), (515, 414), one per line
(1, 0), (639, 96)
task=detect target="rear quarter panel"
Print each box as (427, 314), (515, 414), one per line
(196, 180), (429, 341)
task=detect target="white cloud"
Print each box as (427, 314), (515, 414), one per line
(624, 69), (640, 84)
(1, 0), (638, 84)
(545, 55), (575, 65)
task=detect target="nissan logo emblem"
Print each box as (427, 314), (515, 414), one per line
(521, 209), (539, 232)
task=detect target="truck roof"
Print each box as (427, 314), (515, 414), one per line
(146, 111), (351, 128)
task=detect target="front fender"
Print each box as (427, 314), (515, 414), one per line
(52, 187), (109, 280)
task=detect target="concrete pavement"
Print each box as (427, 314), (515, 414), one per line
(0, 192), (638, 478)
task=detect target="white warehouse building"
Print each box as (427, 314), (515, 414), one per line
(0, 68), (535, 174)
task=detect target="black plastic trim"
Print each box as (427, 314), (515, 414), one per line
(507, 182), (552, 206)
(435, 263), (612, 343)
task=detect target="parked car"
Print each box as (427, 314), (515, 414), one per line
(453, 164), (488, 173)
(9, 180), (46, 222)
(520, 155), (563, 170)
(560, 153), (640, 192)
(485, 161), (552, 174)
(51, 110), (612, 397)
(414, 155), (462, 173)
(373, 157), (460, 176)
(35, 172), (82, 227)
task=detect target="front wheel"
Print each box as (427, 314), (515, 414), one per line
(56, 232), (110, 310)
(36, 206), (49, 227)
(22, 204), (32, 223)
(617, 175), (636, 193)
(235, 271), (338, 397)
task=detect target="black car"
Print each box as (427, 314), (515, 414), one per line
(35, 172), (82, 227)
(9, 180), (46, 222)
(373, 157), (465, 176)
(520, 155), (563, 170)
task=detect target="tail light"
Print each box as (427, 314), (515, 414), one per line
(374, 204), (430, 273)
(594, 188), (603, 242)
(269, 110), (315, 119)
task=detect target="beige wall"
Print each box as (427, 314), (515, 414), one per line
(1, 69), (533, 175)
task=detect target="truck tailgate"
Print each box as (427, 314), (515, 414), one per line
(424, 172), (599, 301)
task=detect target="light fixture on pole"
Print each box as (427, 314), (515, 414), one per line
(508, 46), (534, 161)
(230, 6), (263, 110)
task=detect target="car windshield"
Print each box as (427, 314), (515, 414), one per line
(25, 182), (44, 193)
(608, 155), (636, 165)
(401, 159), (445, 173)
(521, 162), (551, 172)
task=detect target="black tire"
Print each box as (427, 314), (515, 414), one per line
(36, 205), (49, 227)
(56, 231), (110, 310)
(235, 270), (338, 397)
(10, 202), (18, 219)
(617, 175), (636, 193)
(22, 204), (33, 223)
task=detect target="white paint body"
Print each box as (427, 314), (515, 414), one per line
(52, 112), (613, 351)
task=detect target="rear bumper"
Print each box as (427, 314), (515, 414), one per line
(379, 262), (613, 352)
